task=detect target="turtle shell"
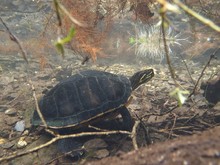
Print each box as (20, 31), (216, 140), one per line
(32, 70), (132, 129)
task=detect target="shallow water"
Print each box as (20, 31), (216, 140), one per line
(0, 0), (219, 164)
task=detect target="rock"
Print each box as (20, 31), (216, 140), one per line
(94, 149), (109, 159)
(0, 138), (7, 145)
(5, 116), (18, 126)
(213, 102), (220, 111)
(84, 138), (108, 152)
(128, 104), (142, 110)
(22, 130), (29, 136)
(17, 137), (27, 149)
(1, 76), (14, 84)
(83, 138), (109, 159)
(0, 147), (4, 157)
(37, 73), (51, 80)
(14, 120), (25, 132)
(0, 105), (8, 112)
(0, 141), (15, 149)
(201, 76), (220, 105)
(0, 129), (11, 138)
(4, 92), (18, 101)
(5, 108), (17, 116)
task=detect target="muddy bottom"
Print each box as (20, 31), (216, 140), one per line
(0, 60), (219, 164)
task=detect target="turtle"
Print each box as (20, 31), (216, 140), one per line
(32, 69), (154, 157)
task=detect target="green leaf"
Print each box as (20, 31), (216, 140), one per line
(129, 37), (135, 44)
(59, 27), (75, 44)
(55, 41), (65, 57)
(169, 88), (189, 106)
(54, 27), (76, 57)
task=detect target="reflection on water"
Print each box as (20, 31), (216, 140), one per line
(0, 0), (219, 69)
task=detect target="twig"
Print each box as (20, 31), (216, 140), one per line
(178, 54), (196, 85)
(160, 8), (177, 86)
(53, 0), (62, 27)
(131, 120), (140, 150)
(168, 113), (177, 139)
(134, 113), (151, 145)
(188, 48), (219, 97)
(150, 127), (180, 138)
(197, 119), (213, 128)
(53, 0), (62, 52)
(142, 105), (178, 118)
(184, 113), (198, 125)
(30, 80), (48, 128)
(173, 0), (220, 32)
(88, 125), (110, 132)
(57, 1), (88, 27)
(0, 130), (130, 163)
(45, 147), (83, 165)
(0, 17), (28, 63)
(165, 126), (195, 131)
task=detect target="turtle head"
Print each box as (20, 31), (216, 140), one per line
(130, 69), (154, 90)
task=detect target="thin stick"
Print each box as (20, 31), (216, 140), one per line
(168, 113), (177, 139)
(179, 54), (196, 85)
(0, 17), (28, 64)
(134, 113), (152, 145)
(131, 120), (140, 150)
(173, 0), (220, 32)
(160, 11), (177, 86)
(0, 130), (130, 163)
(30, 80), (48, 128)
(188, 48), (219, 98)
(57, 2), (88, 27)
(88, 125), (110, 132)
(142, 105), (178, 118)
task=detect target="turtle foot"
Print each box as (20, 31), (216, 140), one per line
(57, 138), (85, 159)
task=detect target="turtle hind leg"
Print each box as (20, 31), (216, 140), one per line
(118, 106), (133, 131)
(57, 138), (85, 159)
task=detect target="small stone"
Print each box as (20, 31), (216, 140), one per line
(12, 0), (22, 6)
(24, 136), (33, 144)
(0, 147), (4, 157)
(51, 78), (56, 82)
(0, 105), (8, 112)
(56, 66), (62, 70)
(0, 138), (6, 145)
(5, 108), (17, 116)
(17, 138), (27, 148)
(213, 102), (220, 111)
(0, 129), (11, 138)
(94, 149), (109, 159)
(0, 141), (15, 149)
(204, 149), (220, 157)
(84, 138), (107, 151)
(37, 73), (50, 80)
(22, 130), (29, 136)
(5, 116), (18, 126)
(129, 104), (142, 110)
(14, 120), (25, 132)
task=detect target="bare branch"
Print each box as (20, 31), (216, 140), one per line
(0, 17), (28, 63)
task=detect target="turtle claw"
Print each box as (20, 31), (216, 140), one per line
(66, 149), (85, 160)
(57, 138), (85, 159)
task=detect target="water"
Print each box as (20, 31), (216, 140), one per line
(0, 0), (219, 164)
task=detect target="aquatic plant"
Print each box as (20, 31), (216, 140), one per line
(129, 24), (187, 62)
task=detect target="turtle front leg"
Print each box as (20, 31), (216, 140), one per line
(57, 138), (85, 159)
(119, 106), (133, 131)
(90, 107), (133, 131)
